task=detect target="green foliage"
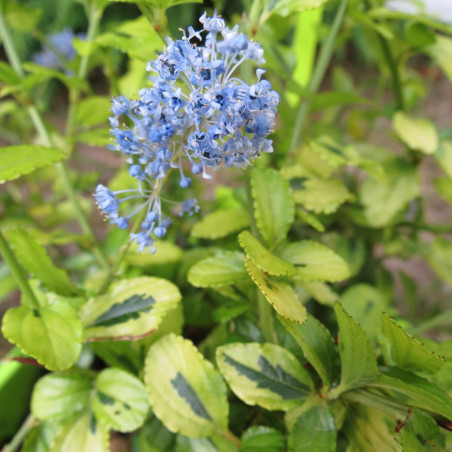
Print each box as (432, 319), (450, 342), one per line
(217, 342), (313, 411)
(188, 251), (247, 287)
(250, 167), (294, 247)
(2, 300), (83, 370)
(79, 277), (181, 341)
(6, 228), (76, 296)
(1, 0), (452, 450)
(0, 145), (65, 183)
(333, 303), (379, 394)
(288, 406), (336, 452)
(144, 334), (229, 437)
(279, 316), (338, 388)
(191, 208), (249, 239)
(245, 258), (307, 323)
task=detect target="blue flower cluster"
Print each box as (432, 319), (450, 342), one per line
(95, 11), (280, 252)
(33, 28), (84, 71)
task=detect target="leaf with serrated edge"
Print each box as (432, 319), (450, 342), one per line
(251, 168), (294, 247)
(2, 301), (83, 371)
(217, 342), (313, 411)
(239, 231), (297, 276)
(334, 303), (379, 394)
(292, 178), (353, 214)
(381, 314), (444, 374)
(187, 251), (247, 288)
(288, 405), (336, 452)
(191, 208), (249, 239)
(51, 412), (109, 452)
(144, 334), (228, 437)
(92, 368), (148, 433)
(31, 372), (92, 421)
(7, 228), (76, 296)
(245, 258), (307, 324)
(0, 145), (65, 183)
(79, 277), (181, 341)
(369, 368), (452, 420)
(279, 315), (338, 388)
(281, 241), (350, 282)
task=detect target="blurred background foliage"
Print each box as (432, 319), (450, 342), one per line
(0, 0), (452, 450)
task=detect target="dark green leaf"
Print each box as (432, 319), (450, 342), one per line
(381, 314), (444, 373)
(6, 228), (76, 296)
(333, 303), (379, 394)
(369, 368), (452, 420)
(279, 316), (338, 388)
(288, 406), (336, 452)
(241, 426), (285, 452)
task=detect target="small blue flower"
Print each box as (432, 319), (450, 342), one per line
(33, 28), (85, 71)
(95, 12), (279, 252)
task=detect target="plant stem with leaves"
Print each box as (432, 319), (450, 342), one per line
(0, 7), (109, 270)
(289, 0), (349, 151)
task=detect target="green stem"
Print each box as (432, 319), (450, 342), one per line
(289, 0), (348, 151)
(2, 414), (35, 452)
(66, 5), (102, 150)
(377, 36), (404, 111)
(98, 183), (152, 295)
(0, 8), (24, 77)
(220, 429), (241, 449)
(97, 240), (132, 295)
(0, 231), (39, 309)
(363, 0), (404, 111)
(0, 10), (109, 270)
(398, 221), (451, 234)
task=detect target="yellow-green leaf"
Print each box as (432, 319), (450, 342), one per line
(239, 231), (297, 277)
(187, 251), (247, 288)
(2, 301), (83, 371)
(92, 368), (149, 433)
(144, 334), (228, 438)
(216, 342), (313, 411)
(79, 277), (181, 341)
(292, 177), (353, 214)
(393, 112), (438, 154)
(251, 168), (294, 246)
(51, 413), (109, 452)
(245, 258), (307, 324)
(191, 208), (249, 239)
(0, 145), (65, 183)
(281, 241), (350, 282)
